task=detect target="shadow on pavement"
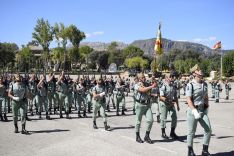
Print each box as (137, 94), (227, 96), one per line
(109, 125), (135, 131)
(212, 151), (234, 156)
(29, 129), (70, 134)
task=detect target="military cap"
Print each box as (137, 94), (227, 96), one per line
(190, 64), (200, 73)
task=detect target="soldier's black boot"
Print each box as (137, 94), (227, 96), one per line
(0, 114), (3, 121)
(66, 112), (70, 119)
(98, 111), (101, 117)
(93, 121), (98, 129)
(30, 108), (34, 116)
(170, 127), (179, 140)
(106, 105), (110, 112)
(78, 111), (82, 118)
(26, 114), (31, 121)
(21, 124), (29, 134)
(188, 146), (196, 156)
(121, 109), (126, 115)
(144, 131), (153, 144)
(215, 99), (219, 103)
(3, 113), (8, 121)
(116, 109), (119, 116)
(226, 96), (229, 100)
(133, 108), (136, 115)
(60, 112), (63, 118)
(113, 104), (116, 109)
(83, 110), (87, 118)
(14, 124), (19, 133)
(201, 145), (211, 156)
(136, 132), (144, 143)
(156, 115), (160, 123)
(161, 128), (169, 139)
(39, 112), (42, 119)
(88, 106), (91, 113)
(69, 107), (72, 114)
(46, 112), (51, 120)
(104, 122), (110, 131)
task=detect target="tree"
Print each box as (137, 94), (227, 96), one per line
(107, 41), (118, 52)
(125, 56), (148, 71)
(67, 24), (86, 48)
(89, 51), (109, 71)
(123, 45), (144, 58)
(32, 18), (53, 68)
(17, 47), (33, 71)
(223, 51), (234, 77)
(0, 42), (17, 71)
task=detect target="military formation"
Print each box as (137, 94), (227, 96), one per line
(0, 66), (232, 156)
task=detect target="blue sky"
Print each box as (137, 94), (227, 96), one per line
(0, 0), (233, 49)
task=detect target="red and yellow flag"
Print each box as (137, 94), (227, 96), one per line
(154, 23), (163, 55)
(213, 41), (222, 50)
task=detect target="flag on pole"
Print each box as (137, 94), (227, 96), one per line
(154, 23), (163, 55)
(213, 41), (222, 50)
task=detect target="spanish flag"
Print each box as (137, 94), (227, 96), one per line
(213, 41), (222, 50)
(154, 23), (163, 55)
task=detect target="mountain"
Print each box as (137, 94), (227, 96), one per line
(80, 38), (231, 57)
(130, 38), (212, 56)
(80, 42), (128, 51)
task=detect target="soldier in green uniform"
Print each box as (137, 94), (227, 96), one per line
(134, 73), (156, 144)
(37, 75), (50, 119)
(76, 78), (87, 118)
(8, 74), (30, 134)
(0, 76), (8, 121)
(150, 78), (160, 123)
(116, 78), (126, 116)
(159, 73), (180, 140)
(47, 72), (57, 115)
(214, 79), (222, 103)
(224, 79), (231, 100)
(210, 80), (215, 98)
(131, 76), (139, 115)
(186, 65), (211, 156)
(57, 71), (70, 119)
(105, 77), (116, 112)
(92, 78), (110, 131)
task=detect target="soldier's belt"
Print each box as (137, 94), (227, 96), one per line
(136, 99), (149, 104)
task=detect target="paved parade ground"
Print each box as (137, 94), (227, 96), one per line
(0, 82), (234, 156)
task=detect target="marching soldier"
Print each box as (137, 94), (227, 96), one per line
(47, 72), (57, 114)
(37, 75), (50, 119)
(210, 80), (215, 98)
(92, 78), (110, 130)
(8, 74), (30, 134)
(105, 77), (116, 112)
(186, 65), (211, 156)
(115, 78), (126, 116)
(159, 73), (180, 140)
(224, 79), (231, 100)
(214, 79), (222, 103)
(56, 71), (70, 119)
(0, 76), (8, 121)
(150, 78), (160, 123)
(131, 76), (139, 115)
(76, 78), (87, 118)
(134, 73), (156, 144)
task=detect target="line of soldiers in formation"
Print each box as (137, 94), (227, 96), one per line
(0, 70), (232, 156)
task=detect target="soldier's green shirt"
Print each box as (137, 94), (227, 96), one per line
(160, 81), (177, 102)
(186, 79), (208, 106)
(9, 82), (28, 100)
(0, 85), (6, 99)
(92, 85), (105, 101)
(58, 81), (68, 94)
(134, 82), (150, 101)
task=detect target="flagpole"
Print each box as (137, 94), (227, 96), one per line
(220, 48), (223, 79)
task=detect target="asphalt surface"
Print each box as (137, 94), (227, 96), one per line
(0, 82), (234, 156)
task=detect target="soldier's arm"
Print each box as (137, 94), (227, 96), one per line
(138, 83), (156, 93)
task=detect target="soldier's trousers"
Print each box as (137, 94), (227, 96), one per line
(38, 96), (48, 113)
(93, 100), (107, 122)
(33, 95), (39, 110)
(47, 92), (56, 110)
(151, 101), (160, 116)
(215, 90), (220, 101)
(212, 88), (215, 97)
(159, 101), (177, 129)
(135, 102), (153, 132)
(86, 93), (92, 109)
(77, 95), (87, 112)
(0, 98), (7, 115)
(225, 89), (229, 98)
(58, 93), (69, 113)
(116, 95), (125, 111)
(187, 106), (212, 147)
(12, 100), (26, 125)
(106, 94), (115, 108)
